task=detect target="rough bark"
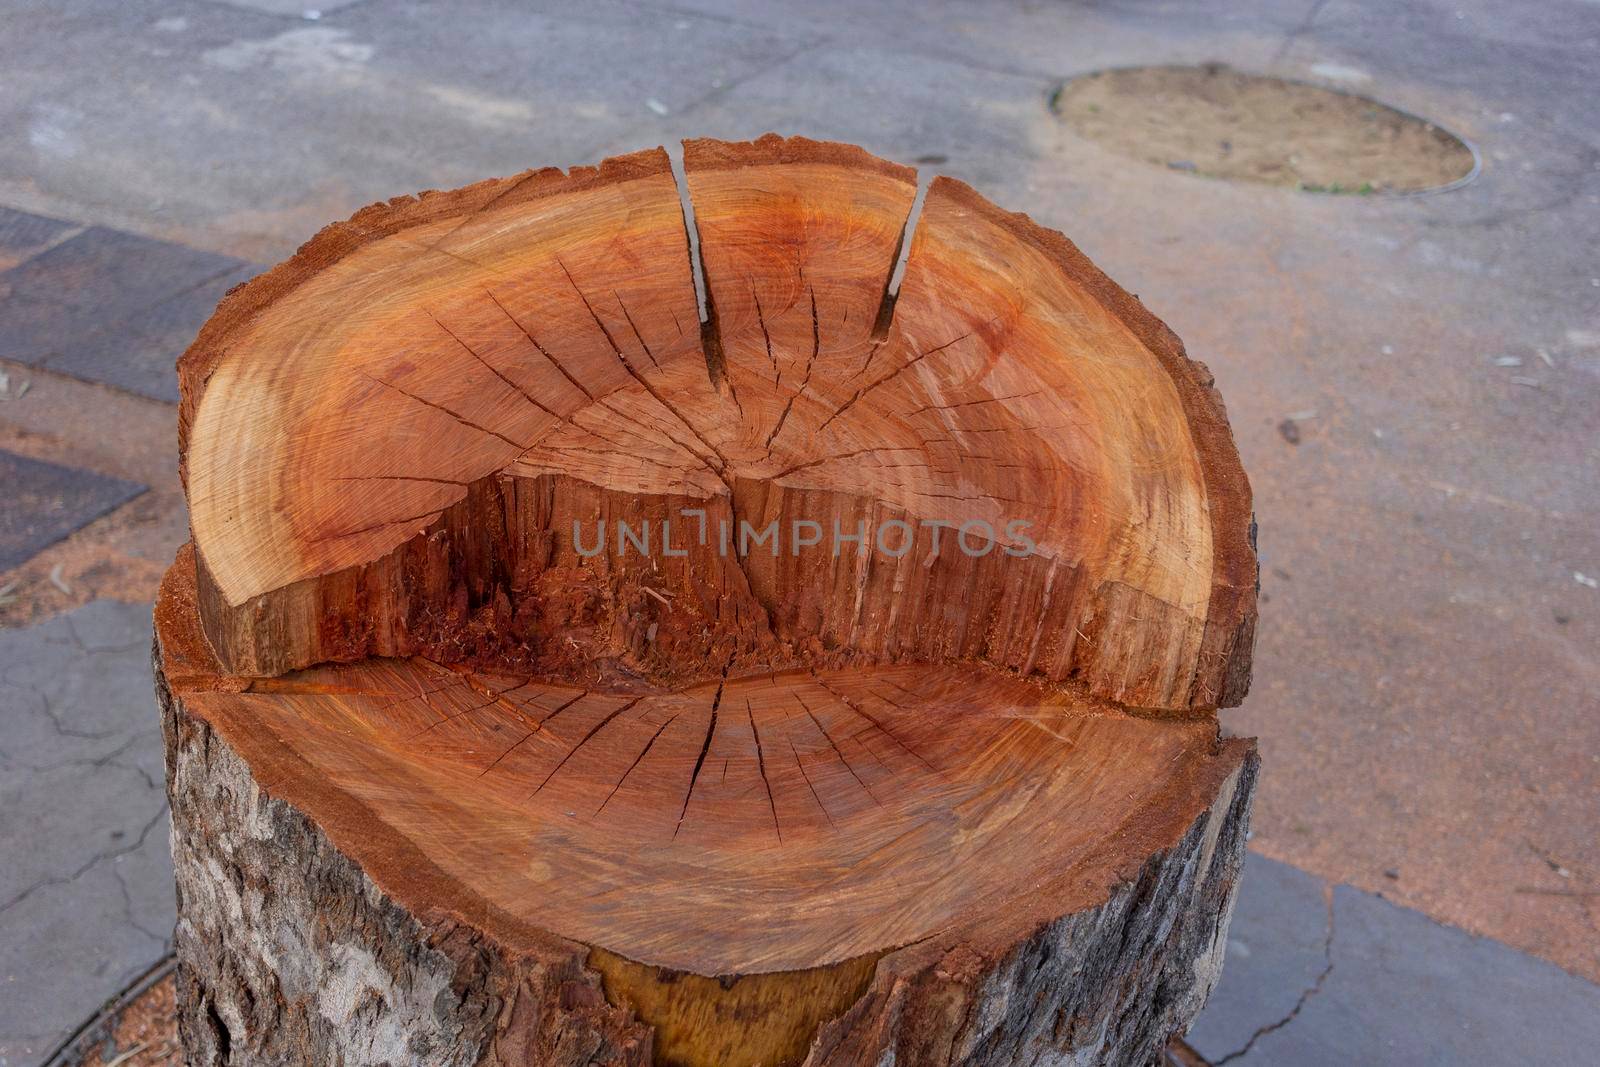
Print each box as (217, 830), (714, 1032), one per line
(159, 645), (651, 1067)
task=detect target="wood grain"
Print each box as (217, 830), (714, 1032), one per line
(160, 134), (1262, 1066)
(178, 134), (1254, 711)
(158, 550), (1256, 1067)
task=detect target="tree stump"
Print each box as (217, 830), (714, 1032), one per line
(157, 135), (1259, 1067)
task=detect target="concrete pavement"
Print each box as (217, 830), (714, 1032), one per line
(1, 0), (1597, 1060)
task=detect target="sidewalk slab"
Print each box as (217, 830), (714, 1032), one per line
(593, 43), (1050, 205)
(0, 0), (802, 253)
(0, 601), (171, 1067)
(0, 450), (146, 571)
(1189, 853), (1600, 1065)
(0, 208), (75, 272)
(1187, 851), (1331, 1059)
(0, 226), (242, 323)
(0, 226), (251, 400)
(45, 262), (258, 402)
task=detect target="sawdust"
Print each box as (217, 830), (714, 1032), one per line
(73, 973), (180, 1067)
(1054, 64), (1476, 193)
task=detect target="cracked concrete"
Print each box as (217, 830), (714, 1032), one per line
(0, 601), (173, 1067)
(1208, 866), (1335, 1065)
(1188, 853), (1600, 1064)
(1, 0), (1599, 1059)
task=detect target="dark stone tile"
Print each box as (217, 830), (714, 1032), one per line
(0, 207), (76, 272)
(0, 226), (243, 314)
(0, 225), (253, 398)
(0, 292), (74, 368)
(0, 450), (146, 570)
(48, 263), (260, 402)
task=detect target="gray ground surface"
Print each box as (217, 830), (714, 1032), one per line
(0, 603), (172, 1066)
(1190, 853), (1600, 1064)
(1, 0), (1597, 1062)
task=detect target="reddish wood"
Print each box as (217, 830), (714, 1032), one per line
(158, 134), (1260, 1067)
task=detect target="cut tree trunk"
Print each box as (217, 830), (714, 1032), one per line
(159, 134), (1259, 1067)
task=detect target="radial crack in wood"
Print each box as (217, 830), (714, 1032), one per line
(178, 134), (1254, 712)
(158, 553), (1255, 1066)
(160, 134), (1261, 1067)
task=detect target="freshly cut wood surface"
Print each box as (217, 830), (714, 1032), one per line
(161, 550), (1243, 978)
(157, 551), (1256, 1067)
(178, 134), (1254, 711)
(160, 134), (1262, 1067)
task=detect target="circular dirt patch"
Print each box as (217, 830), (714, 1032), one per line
(1053, 64), (1477, 193)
